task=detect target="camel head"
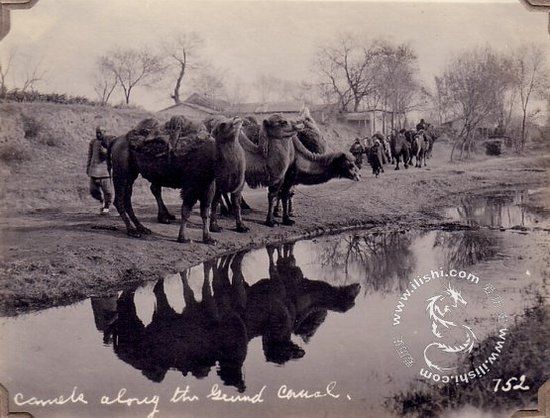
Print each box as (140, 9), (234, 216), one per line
(262, 114), (304, 140)
(211, 116), (243, 144)
(334, 152), (361, 181)
(294, 282), (361, 343)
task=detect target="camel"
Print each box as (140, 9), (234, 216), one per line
(412, 131), (429, 168)
(204, 113), (305, 228)
(109, 115), (247, 243)
(390, 130), (410, 170)
(209, 109), (327, 221)
(276, 137), (361, 225)
(273, 108), (327, 218)
(140, 114), (303, 229)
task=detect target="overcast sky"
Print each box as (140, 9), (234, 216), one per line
(1, 0), (549, 111)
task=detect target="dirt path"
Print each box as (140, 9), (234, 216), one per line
(0, 146), (548, 315)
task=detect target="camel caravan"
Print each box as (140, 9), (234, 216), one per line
(100, 108), (361, 243)
(350, 121), (439, 176)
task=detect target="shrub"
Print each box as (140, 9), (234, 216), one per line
(21, 114), (43, 139)
(38, 134), (62, 147)
(0, 143), (32, 164)
(2, 89), (104, 106)
(485, 140), (502, 156)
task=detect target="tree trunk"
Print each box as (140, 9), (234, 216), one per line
(125, 87), (131, 105)
(171, 65), (185, 105)
(520, 109), (527, 152)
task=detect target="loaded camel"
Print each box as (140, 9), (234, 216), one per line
(109, 115), (247, 243)
(390, 129), (410, 170)
(273, 107), (327, 218)
(141, 111), (359, 230)
(276, 137), (361, 225)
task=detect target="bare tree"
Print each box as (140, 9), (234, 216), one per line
(438, 47), (512, 160)
(192, 66), (226, 103)
(162, 32), (203, 105)
(510, 44), (549, 151)
(93, 59), (118, 105)
(100, 47), (165, 105)
(20, 57), (46, 92)
(253, 74), (280, 103)
(314, 35), (383, 112)
(375, 41), (421, 129)
(0, 49), (16, 97)
(224, 75), (249, 106)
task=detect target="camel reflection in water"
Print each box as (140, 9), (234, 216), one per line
(91, 244), (360, 392)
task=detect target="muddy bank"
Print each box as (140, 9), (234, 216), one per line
(0, 148), (548, 315)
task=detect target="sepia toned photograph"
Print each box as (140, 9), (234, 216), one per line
(0, 0), (549, 417)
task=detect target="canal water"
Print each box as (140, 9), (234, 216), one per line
(1, 190), (548, 418)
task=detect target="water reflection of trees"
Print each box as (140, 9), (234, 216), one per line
(434, 230), (499, 269)
(453, 192), (533, 228)
(316, 232), (415, 294)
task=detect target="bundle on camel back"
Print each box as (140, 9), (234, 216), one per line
(109, 114), (248, 243)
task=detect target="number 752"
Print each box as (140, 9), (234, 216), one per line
(493, 375), (530, 392)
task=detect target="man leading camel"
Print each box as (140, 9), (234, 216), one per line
(86, 126), (112, 215)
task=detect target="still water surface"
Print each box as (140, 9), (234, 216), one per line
(1, 226), (545, 418)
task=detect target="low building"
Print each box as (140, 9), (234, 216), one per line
(158, 93), (228, 121)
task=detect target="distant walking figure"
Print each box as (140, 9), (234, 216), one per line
(349, 138), (365, 169)
(86, 127), (112, 214)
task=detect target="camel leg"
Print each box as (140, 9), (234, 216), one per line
(265, 185), (280, 227)
(113, 173), (141, 238)
(125, 181), (152, 235)
(200, 182), (216, 244)
(230, 252), (247, 311)
(180, 269), (197, 307)
(201, 262), (219, 321)
(152, 279), (177, 320)
(232, 191), (249, 233)
(288, 189), (295, 217)
(220, 193), (232, 217)
(112, 290), (145, 347)
(281, 189), (295, 226)
(210, 190), (223, 233)
(241, 197), (252, 212)
(177, 192), (197, 243)
(150, 184), (175, 224)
